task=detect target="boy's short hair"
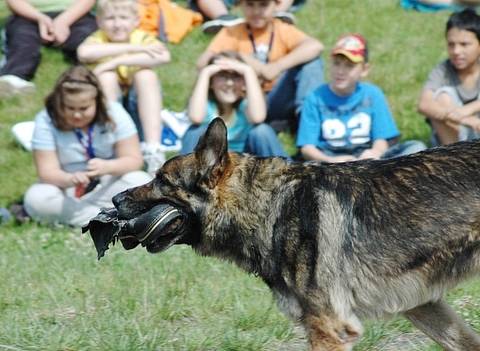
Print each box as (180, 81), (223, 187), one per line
(446, 8), (480, 41)
(96, 0), (138, 18)
(331, 34), (369, 63)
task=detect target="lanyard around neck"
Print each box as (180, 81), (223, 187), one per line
(246, 23), (275, 64)
(74, 124), (95, 159)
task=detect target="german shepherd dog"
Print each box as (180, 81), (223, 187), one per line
(113, 118), (480, 351)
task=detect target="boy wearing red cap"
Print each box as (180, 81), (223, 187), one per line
(297, 34), (426, 162)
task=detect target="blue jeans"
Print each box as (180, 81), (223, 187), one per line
(319, 140), (427, 160)
(266, 57), (324, 131)
(181, 123), (288, 157)
(380, 140), (427, 159)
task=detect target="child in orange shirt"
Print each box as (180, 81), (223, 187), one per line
(197, 0), (324, 132)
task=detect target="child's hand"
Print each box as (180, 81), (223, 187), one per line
(37, 14), (55, 43)
(70, 171), (90, 187)
(331, 155), (357, 163)
(52, 17), (71, 45)
(140, 43), (168, 57)
(86, 158), (110, 178)
(460, 116), (480, 132)
(93, 60), (117, 75)
(358, 149), (382, 160)
(260, 62), (283, 81)
(445, 105), (472, 123)
(203, 63), (224, 77)
(238, 53), (265, 76)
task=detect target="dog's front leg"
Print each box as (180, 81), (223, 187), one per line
(303, 314), (361, 351)
(404, 299), (480, 351)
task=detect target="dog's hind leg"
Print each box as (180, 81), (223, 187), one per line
(303, 314), (361, 351)
(403, 299), (480, 351)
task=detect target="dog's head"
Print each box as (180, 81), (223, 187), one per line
(112, 118), (231, 252)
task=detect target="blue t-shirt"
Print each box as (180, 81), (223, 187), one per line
(296, 82), (400, 153)
(203, 99), (252, 152)
(32, 101), (137, 173)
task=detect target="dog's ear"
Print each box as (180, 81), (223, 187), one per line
(194, 118), (229, 189)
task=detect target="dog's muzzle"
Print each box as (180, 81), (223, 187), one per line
(82, 203), (191, 259)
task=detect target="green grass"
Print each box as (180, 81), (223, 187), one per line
(0, 1), (479, 350)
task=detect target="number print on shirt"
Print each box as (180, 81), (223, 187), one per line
(322, 112), (372, 147)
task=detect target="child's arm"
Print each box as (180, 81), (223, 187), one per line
(188, 65), (219, 124)
(52, 0), (96, 44)
(301, 145), (356, 163)
(357, 139), (389, 160)
(261, 37), (323, 81)
(196, 28), (238, 69)
(34, 135), (143, 188)
(232, 60), (266, 124)
(6, 0), (54, 42)
(418, 88), (480, 131)
(417, 88), (453, 122)
(78, 42), (157, 62)
(77, 42), (170, 66)
(197, 50), (216, 70)
(34, 149), (91, 189)
(6, 0), (47, 20)
(237, 37), (323, 81)
(444, 100), (480, 132)
(86, 135), (144, 178)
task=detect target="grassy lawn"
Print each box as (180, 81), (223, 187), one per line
(0, 1), (479, 350)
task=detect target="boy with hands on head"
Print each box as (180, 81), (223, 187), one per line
(297, 34), (426, 163)
(77, 0), (171, 174)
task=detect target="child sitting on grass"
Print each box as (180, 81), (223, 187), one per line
(192, 0), (306, 34)
(181, 51), (287, 157)
(418, 8), (480, 145)
(23, 65), (151, 227)
(77, 0), (171, 174)
(196, 0), (324, 133)
(297, 34), (426, 162)
(0, 0), (97, 97)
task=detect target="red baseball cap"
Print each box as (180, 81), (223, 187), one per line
(331, 34), (368, 63)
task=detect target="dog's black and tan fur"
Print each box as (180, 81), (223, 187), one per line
(113, 118), (480, 351)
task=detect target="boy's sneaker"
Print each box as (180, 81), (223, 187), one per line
(274, 11), (295, 24)
(201, 14), (245, 34)
(143, 144), (166, 175)
(0, 75), (35, 98)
